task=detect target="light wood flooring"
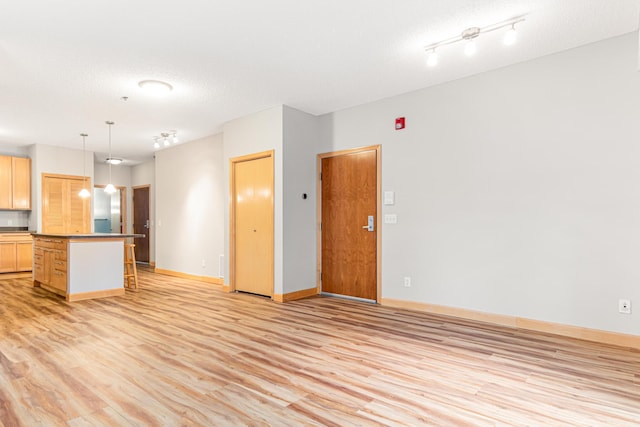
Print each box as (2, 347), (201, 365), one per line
(1, 269), (639, 426)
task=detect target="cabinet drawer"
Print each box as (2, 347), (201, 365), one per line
(34, 238), (66, 250)
(52, 259), (67, 271)
(51, 270), (67, 290)
(54, 249), (67, 261)
(34, 254), (43, 265)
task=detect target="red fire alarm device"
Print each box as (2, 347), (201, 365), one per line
(395, 117), (405, 130)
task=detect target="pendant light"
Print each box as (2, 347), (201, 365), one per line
(104, 121), (117, 194)
(78, 133), (91, 198)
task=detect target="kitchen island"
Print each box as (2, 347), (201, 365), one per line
(32, 233), (141, 302)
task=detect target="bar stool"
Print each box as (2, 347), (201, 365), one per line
(124, 243), (139, 290)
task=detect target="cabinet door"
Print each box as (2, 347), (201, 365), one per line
(43, 175), (90, 234)
(43, 177), (66, 233)
(0, 242), (17, 272)
(16, 241), (33, 271)
(0, 156), (11, 209)
(68, 179), (90, 233)
(12, 157), (31, 210)
(33, 248), (45, 281)
(33, 244), (54, 284)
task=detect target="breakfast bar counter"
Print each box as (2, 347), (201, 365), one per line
(32, 233), (141, 302)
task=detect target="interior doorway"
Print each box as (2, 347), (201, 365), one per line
(318, 146), (380, 302)
(93, 186), (126, 233)
(133, 186), (150, 264)
(230, 150), (274, 297)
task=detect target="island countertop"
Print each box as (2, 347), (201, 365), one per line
(32, 233), (145, 239)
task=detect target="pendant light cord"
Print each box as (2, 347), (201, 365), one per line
(82, 134), (87, 185)
(108, 122), (112, 183)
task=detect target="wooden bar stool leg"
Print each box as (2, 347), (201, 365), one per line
(124, 244), (139, 291)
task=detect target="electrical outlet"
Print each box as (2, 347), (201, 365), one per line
(404, 277), (411, 287)
(201, 259), (206, 268)
(619, 299), (631, 314)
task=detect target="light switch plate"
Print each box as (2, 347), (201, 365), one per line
(384, 214), (397, 224)
(384, 191), (395, 205)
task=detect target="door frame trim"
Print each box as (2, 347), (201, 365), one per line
(316, 145), (382, 302)
(229, 150), (275, 296)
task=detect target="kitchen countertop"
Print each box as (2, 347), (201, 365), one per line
(0, 228), (34, 234)
(32, 233), (145, 239)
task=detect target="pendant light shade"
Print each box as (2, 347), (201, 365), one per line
(79, 133), (91, 198)
(105, 121), (117, 194)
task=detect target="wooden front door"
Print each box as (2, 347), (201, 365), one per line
(133, 186), (150, 263)
(231, 151), (274, 297)
(320, 147), (379, 301)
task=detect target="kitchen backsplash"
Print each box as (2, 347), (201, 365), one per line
(0, 211), (30, 227)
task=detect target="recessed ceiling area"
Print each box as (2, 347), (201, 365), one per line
(0, 0), (638, 163)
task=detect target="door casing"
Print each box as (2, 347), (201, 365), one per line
(316, 145), (382, 302)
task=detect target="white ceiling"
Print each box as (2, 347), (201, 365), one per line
(1, 0), (638, 164)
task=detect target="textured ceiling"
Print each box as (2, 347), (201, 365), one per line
(0, 0), (638, 164)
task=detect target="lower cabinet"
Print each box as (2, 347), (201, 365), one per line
(33, 237), (67, 296)
(0, 233), (32, 273)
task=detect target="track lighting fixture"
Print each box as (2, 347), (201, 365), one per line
(503, 24), (517, 46)
(153, 131), (179, 150)
(424, 16), (525, 66)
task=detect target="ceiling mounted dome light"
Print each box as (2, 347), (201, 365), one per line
(138, 79), (173, 95)
(105, 158), (123, 165)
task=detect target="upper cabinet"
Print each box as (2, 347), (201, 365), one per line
(0, 155), (31, 210)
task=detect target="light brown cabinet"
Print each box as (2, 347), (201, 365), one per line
(42, 174), (90, 234)
(0, 155), (31, 210)
(33, 237), (67, 296)
(0, 233), (33, 273)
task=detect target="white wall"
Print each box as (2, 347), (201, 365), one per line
(0, 145), (31, 228)
(0, 144), (28, 156)
(223, 106), (284, 293)
(317, 33), (640, 336)
(29, 144), (94, 232)
(155, 134), (224, 278)
(132, 160), (155, 263)
(283, 106), (320, 293)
